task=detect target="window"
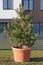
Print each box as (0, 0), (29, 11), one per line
(40, 0), (43, 10)
(40, 24), (43, 37)
(3, 0), (13, 10)
(32, 23), (43, 38)
(0, 23), (7, 33)
(23, 0), (33, 10)
(23, 0), (28, 10)
(32, 23), (39, 34)
(29, 0), (33, 10)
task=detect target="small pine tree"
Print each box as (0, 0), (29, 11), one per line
(4, 5), (37, 48)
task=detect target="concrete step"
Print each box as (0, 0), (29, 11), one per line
(32, 40), (43, 50)
(0, 33), (43, 49)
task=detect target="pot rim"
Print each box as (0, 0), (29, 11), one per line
(11, 46), (31, 51)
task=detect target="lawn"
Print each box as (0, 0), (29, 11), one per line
(0, 50), (43, 65)
(0, 34), (43, 64)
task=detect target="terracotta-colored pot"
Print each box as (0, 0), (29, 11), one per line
(11, 46), (31, 62)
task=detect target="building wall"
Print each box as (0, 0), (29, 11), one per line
(0, 0), (21, 19)
(0, 0), (43, 50)
(22, 0), (43, 22)
(32, 0), (43, 22)
(0, 0), (43, 22)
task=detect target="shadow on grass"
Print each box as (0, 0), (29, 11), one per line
(0, 59), (43, 65)
(0, 58), (43, 62)
(30, 57), (43, 62)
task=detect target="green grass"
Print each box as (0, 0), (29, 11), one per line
(0, 50), (43, 65)
(0, 50), (13, 61)
(0, 50), (43, 60)
(0, 34), (43, 64)
(0, 62), (43, 65)
(31, 50), (43, 58)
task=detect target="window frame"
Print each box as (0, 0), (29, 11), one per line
(3, 0), (13, 10)
(0, 22), (7, 33)
(40, 0), (43, 10)
(32, 23), (43, 38)
(39, 23), (43, 37)
(22, 0), (34, 11)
